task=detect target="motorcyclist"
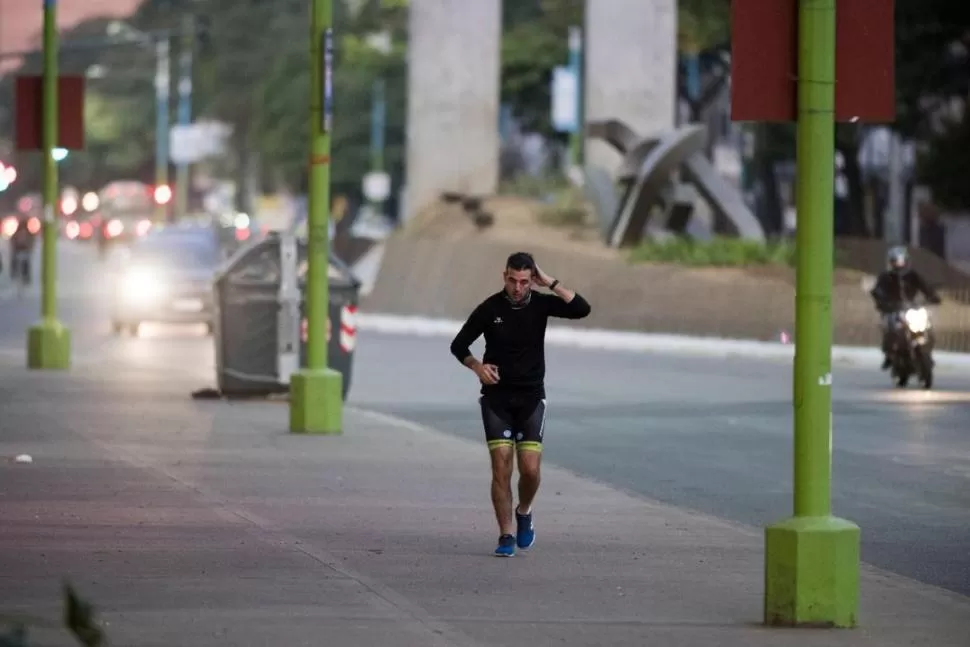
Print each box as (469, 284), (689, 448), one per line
(9, 216), (36, 286)
(869, 246), (941, 369)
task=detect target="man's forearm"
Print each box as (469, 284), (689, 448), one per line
(462, 355), (482, 371)
(550, 279), (575, 303)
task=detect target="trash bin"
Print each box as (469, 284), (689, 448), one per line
(212, 231), (360, 400)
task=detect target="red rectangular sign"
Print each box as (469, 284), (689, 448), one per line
(730, 0), (796, 123)
(730, 0), (895, 123)
(15, 75), (86, 151)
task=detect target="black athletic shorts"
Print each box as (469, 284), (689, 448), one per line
(479, 390), (546, 453)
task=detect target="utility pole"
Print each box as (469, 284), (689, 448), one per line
(885, 130), (906, 245)
(154, 36), (170, 222)
(371, 78), (385, 179)
(567, 25), (583, 169)
(27, 0), (72, 370)
(764, 0), (861, 628)
(289, 0), (343, 434)
(175, 13), (194, 219)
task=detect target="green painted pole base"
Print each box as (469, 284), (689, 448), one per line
(289, 368), (343, 434)
(764, 515), (860, 628)
(26, 319), (71, 370)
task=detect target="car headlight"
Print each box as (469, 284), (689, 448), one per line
(904, 307), (928, 333)
(122, 269), (165, 302)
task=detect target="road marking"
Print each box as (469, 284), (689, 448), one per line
(355, 313), (970, 370)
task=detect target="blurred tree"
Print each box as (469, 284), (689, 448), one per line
(500, 0), (582, 137)
(246, 0), (408, 199)
(11, 0), (968, 216)
(895, 0), (970, 211)
(678, 0), (729, 53)
(894, 0), (970, 138)
(2, 16), (161, 199)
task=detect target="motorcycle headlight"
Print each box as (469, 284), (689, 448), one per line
(904, 307), (928, 333)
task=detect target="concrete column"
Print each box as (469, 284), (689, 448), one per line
(584, 0), (677, 172)
(405, 0), (501, 222)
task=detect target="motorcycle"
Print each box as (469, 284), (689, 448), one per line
(885, 301), (935, 389)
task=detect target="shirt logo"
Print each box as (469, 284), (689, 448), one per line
(494, 317), (503, 324)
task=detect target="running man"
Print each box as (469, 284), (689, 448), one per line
(449, 251), (592, 556)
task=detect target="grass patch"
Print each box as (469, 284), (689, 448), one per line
(537, 202), (588, 228)
(532, 184), (592, 229)
(499, 174), (572, 198)
(629, 236), (797, 267)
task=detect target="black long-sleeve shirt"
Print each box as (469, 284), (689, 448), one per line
(450, 290), (592, 397)
(869, 270), (941, 313)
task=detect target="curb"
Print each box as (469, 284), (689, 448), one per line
(356, 313), (970, 370)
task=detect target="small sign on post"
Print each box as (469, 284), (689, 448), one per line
(730, 0), (895, 123)
(14, 75), (86, 150)
(551, 66), (578, 133)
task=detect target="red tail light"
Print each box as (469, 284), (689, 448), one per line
(65, 221), (80, 239)
(26, 217), (41, 234)
(136, 219), (152, 236)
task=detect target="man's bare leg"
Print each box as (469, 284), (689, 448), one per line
(489, 446), (515, 536)
(516, 448), (541, 514)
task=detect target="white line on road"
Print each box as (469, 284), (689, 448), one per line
(356, 313), (970, 370)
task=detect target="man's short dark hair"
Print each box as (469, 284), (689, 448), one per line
(506, 251), (536, 273)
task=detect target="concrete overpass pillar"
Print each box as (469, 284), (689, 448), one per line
(404, 0), (501, 222)
(584, 0), (678, 172)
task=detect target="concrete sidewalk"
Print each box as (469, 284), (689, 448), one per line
(1, 363), (968, 647)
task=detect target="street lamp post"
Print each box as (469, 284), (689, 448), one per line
(27, 0), (72, 370)
(154, 37), (171, 222)
(289, 0), (343, 434)
(567, 25), (583, 169)
(364, 30), (391, 219)
(175, 13), (194, 219)
(108, 21), (171, 223)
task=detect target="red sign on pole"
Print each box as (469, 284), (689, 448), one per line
(15, 75), (86, 151)
(730, 0), (895, 123)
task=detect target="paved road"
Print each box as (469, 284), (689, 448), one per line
(2, 242), (968, 598)
(0, 241), (118, 350)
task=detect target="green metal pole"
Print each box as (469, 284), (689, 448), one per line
(27, 0), (71, 371)
(41, 1), (57, 324)
(289, 0), (343, 434)
(793, 0), (835, 520)
(306, 0), (331, 375)
(764, 0), (859, 627)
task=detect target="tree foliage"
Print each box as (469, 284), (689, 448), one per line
(4, 0), (970, 212)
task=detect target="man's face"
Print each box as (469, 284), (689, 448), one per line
(503, 268), (533, 302)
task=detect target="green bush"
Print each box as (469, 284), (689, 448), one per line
(628, 236), (796, 267)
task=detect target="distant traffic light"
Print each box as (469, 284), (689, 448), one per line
(153, 184), (172, 205)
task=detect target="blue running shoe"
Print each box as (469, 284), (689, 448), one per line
(494, 533), (516, 557)
(515, 509), (535, 549)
